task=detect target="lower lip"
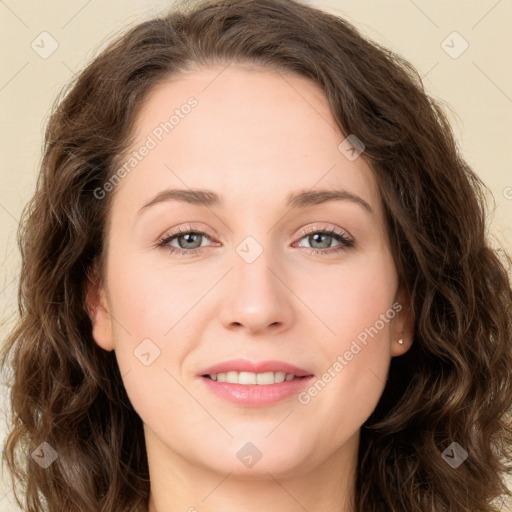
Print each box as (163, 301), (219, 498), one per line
(199, 375), (315, 407)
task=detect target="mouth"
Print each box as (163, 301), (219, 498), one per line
(198, 358), (313, 381)
(202, 371), (309, 385)
(198, 359), (315, 407)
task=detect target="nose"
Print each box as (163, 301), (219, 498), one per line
(218, 247), (295, 336)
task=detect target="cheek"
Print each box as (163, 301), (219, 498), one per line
(305, 249), (398, 350)
(107, 249), (212, 338)
(104, 253), (205, 425)
(299, 251), (397, 413)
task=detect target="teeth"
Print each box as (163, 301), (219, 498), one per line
(209, 371), (298, 385)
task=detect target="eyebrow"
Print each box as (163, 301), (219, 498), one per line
(137, 188), (373, 215)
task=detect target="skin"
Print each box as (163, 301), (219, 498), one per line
(86, 63), (414, 512)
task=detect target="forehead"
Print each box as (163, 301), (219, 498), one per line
(113, 63), (382, 220)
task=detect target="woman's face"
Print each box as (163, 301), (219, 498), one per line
(88, 64), (412, 480)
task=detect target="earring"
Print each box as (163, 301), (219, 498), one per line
(398, 338), (404, 345)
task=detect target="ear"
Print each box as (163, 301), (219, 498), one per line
(84, 265), (115, 352)
(390, 283), (415, 357)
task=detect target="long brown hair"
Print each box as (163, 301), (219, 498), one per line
(2, 0), (512, 510)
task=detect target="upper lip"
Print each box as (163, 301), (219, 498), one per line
(199, 359), (313, 377)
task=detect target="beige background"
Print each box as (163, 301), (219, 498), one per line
(0, 1), (511, 510)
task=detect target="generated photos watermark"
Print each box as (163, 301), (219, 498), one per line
(297, 301), (402, 405)
(93, 96), (199, 200)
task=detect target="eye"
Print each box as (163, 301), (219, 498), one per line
(157, 225), (354, 256)
(293, 226), (354, 255)
(158, 225), (215, 256)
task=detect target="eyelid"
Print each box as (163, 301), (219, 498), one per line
(296, 224), (352, 240)
(158, 223), (216, 243)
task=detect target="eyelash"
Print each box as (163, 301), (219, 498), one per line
(157, 224), (354, 256)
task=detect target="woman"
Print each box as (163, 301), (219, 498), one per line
(2, 0), (511, 511)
